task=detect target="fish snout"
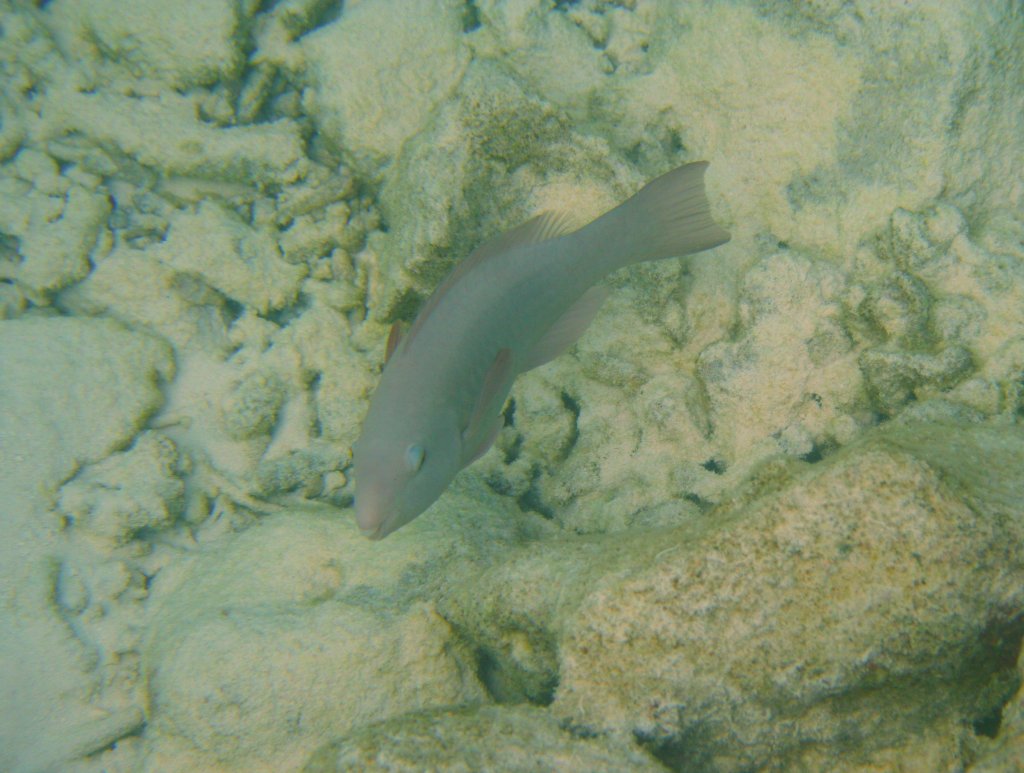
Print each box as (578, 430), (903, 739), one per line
(354, 483), (392, 540)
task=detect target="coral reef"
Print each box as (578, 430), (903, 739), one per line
(0, 0), (1021, 770)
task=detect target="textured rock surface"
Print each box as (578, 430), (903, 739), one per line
(0, 148), (111, 298)
(47, 0), (242, 88)
(1, 0), (1022, 770)
(146, 599), (484, 773)
(298, 0), (471, 176)
(303, 705), (665, 773)
(0, 318), (172, 773)
(151, 200), (307, 315)
(58, 431), (186, 547)
(37, 88), (306, 185)
(139, 483), (533, 772)
(556, 426), (1024, 770)
(972, 651), (1024, 772)
(446, 420), (1024, 771)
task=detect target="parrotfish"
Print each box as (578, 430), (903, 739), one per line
(353, 162), (730, 539)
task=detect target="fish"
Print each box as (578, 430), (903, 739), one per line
(353, 161), (730, 539)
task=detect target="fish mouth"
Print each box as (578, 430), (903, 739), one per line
(362, 509), (402, 540)
(359, 522), (385, 540)
(355, 492), (396, 540)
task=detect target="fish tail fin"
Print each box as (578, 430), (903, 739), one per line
(584, 161), (731, 274)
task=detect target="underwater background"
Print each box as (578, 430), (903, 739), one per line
(1, 0), (1023, 770)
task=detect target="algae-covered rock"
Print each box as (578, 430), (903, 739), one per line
(0, 148), (111, 300)
(859, 344), (974, 413)
(696, 250), (858, 461)
(58, 431), (186, 546)
(220, 370), (288, 441)
(553, 421), (1024, 770)
(0, 317), (174, 500)
(0, 317), (172, 773)
(46, 0), (242, 88)
(39, 89), (305, 186)
(140, 487), (535, 773)
(299, 0), (470, 175)
(882, 203), (1024, 366)
(445, 419), (1024, 771)
(972, 650), (1024, 772)
(59, 245), (221, 351)
(471, 0), (608, 110)
(2, 0), (1023, 771)
(275, 300), (377, 446)
(303, 704), (664, 773)
(146, 600), (483, 773)
(153, 200), (306, 315)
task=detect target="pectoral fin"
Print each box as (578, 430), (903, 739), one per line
(384, 321), (405, 363)
(461, 347), (514, 466)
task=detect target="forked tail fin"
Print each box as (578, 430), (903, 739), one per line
(582, 161), (731, 276)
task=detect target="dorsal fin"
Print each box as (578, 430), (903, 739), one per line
(384, 321), (404, 364)
(521, 284), (609, 372)
(469, 210), (579, 264)
(404, 211), (579, 351)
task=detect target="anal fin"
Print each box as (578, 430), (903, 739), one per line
(464, 416), (503, 465)
(522, 284), (609, 372)
(461, 347), (514, 466)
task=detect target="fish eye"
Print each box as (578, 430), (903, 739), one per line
(404, 443), (425, 472)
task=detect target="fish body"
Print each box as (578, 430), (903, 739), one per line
(353, 162), (730, 539)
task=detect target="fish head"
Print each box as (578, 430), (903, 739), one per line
(352, 408), (461, 540)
